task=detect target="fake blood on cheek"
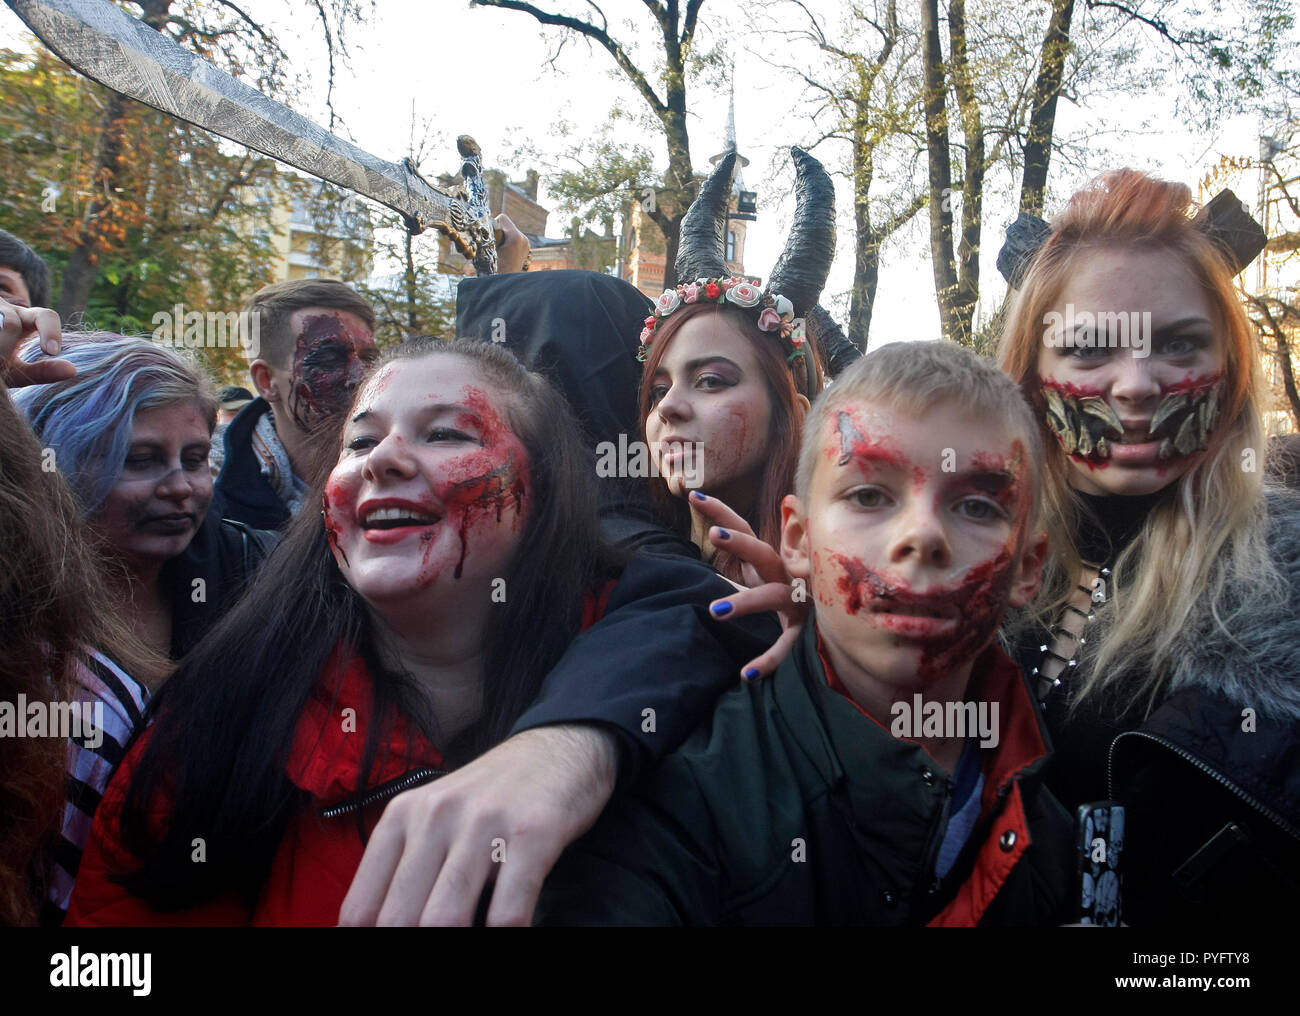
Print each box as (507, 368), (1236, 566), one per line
(434, 387), (529, 581)
(1165, 370), (1222, 396)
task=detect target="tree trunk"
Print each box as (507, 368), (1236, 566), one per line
(57, 91), (130, 323)
(921, 0), (963, 344)
(56, 0), (171, 322)
(1020, 0), (1075, 216)
(850, 123), (879, 349)
(949, 0), (983, 347)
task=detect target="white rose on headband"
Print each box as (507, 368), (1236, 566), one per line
(773, 294), (794, 318)
(656, 289), (682, 315)
(725, 281), (762, 308)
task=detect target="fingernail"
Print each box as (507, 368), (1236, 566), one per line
(711, 600), (732, 617)
(743, 668), (761, 681)
(690, 491), (707, 501)
(715, 528), (730, 540)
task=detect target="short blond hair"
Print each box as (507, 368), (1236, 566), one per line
(796, 340), (1044, 531)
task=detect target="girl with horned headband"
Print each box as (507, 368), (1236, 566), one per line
(638, 147), (856, 586)
(996, 169), (1300, 924)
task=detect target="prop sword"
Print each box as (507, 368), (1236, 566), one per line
(5, 0), (499, 274)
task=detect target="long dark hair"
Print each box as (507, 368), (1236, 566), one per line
(117, 339), (619, 909)
(636, 301), (821, 583)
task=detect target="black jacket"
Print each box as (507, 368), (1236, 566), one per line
(162, 511), (278, 659)
(211, 398), (294, 531)
(537, 624), (1074, 925)
(510, 549), (779, 781)
(1009, 488), (1300, 925)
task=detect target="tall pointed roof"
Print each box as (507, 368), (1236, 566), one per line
(709, 64), (749, 192)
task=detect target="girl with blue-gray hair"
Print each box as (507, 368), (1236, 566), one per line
(13, 333), (276, 661)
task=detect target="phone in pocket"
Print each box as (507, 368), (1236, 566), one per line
(1075, 801), (1124, 925)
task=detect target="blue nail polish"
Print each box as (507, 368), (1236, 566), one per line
(743, 668), (761, 681)
(716, 528), (730, 540)
(690, 491), (707, 501)
(712, 601), (733, 617)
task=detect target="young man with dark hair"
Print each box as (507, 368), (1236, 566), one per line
(213, 279), (378, 529)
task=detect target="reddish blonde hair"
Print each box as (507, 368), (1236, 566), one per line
(998, 169), (1280, 713)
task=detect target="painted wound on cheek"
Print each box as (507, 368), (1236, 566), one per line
(322, 480), (350, 565)
(433, 386), (529, 580)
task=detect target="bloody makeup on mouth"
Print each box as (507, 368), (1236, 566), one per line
(324, 357), (530, 612)
(787, 400), (1041, 702)
(287, 309), (378, 431)
(1034, 246), (1225, 497)
(1039, 370), (1223, 477)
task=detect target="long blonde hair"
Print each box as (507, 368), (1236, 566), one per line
(998, 169), (1286, 717)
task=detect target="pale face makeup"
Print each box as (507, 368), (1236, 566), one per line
(1036, 247), (1225, 497)
(645, 312), (774, 513)
(783, 400), (1044, 711)
(93, 401), (213, 576)
(323, 357), (529, 626)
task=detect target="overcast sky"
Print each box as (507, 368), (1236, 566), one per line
(0, 0), (1283, 347)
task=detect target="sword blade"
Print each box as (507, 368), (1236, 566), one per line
(7, 0), (496, 269)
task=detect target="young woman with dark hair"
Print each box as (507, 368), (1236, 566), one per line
(65, 338), (772, 924)
(636, 149), (834, 585)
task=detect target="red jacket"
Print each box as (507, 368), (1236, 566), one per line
(66, 644), (446, 926)
(68, 578), (616, 927)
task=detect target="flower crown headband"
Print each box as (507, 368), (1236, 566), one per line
(636, 276), (805, 364)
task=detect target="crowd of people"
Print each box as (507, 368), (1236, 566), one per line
(1, 154), (1298, 927)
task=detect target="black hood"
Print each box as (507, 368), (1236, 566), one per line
(456, 269), (650, 452)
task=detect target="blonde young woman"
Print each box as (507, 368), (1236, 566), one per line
(997, 169), (1300, 925)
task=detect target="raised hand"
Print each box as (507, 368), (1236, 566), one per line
(690, 490), (807, 681)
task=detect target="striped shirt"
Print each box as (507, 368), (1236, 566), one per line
(46, 650), (149, 921)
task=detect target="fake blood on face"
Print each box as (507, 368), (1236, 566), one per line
(431, 386), (528, 581)
(826, 436), (1030, 683)
(290, 313), (376, 429)
(832, 549), (1016, 682)
(1165, 370), (1222, 396)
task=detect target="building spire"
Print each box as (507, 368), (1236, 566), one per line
(710, 59), (749, 187)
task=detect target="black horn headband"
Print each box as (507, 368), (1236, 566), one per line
(997, 189), (1267, 289)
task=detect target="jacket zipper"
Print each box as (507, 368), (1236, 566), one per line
(1107, 730), (1300, 841)
(319, 766), (449, 819)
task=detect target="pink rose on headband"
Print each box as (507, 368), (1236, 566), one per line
(640, 327), (653, 344)
(757, 307), (783, 332)
(681, 282), (701, 304)
(725, 281), (762, 308)
(656, 289), (681, 315)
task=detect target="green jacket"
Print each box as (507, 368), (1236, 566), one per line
(539, 624), (1075, 926)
